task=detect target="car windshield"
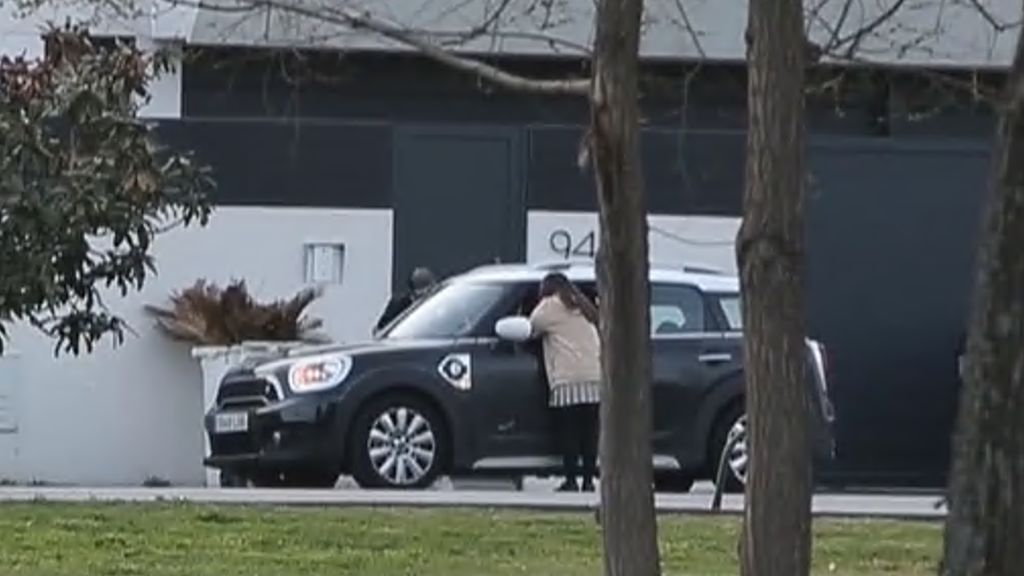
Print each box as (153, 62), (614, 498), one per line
(382, 281), (509, 340)
(716, 293), (743, 330)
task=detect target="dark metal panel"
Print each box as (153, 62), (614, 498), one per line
(805, 137), (989, 485)
(156, 118), (394, 208)
(391, 125), (526, 291)
(806, 134), (989, 154)
(675, 130), (745, 215)
(525, 125), (744, 216)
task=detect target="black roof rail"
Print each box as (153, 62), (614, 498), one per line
(532, 260), (591, 271)
(681, 264), (726, 275)
(528, 260), (727, 276)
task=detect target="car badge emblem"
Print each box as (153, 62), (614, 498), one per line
(438, 354), (472, 391)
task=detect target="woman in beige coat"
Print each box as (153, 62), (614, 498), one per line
(529, 272), (602, 492)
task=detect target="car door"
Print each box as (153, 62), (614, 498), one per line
(466, 284), (554, 466)
(649, 283), (741, 459)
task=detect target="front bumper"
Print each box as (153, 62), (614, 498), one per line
(204, 395), (342, 472)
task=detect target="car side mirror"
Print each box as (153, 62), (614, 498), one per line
(495, 316), (532, 343)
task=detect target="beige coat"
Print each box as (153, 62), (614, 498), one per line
(529, 295), (602, 389)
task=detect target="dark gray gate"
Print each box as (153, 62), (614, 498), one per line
(392, 126), (525, 290)
(805, 137), (990, 485)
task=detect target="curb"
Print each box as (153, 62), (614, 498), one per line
(0, 487), (947, 521)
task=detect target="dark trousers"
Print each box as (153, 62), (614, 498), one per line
(553, 403), (599, 483)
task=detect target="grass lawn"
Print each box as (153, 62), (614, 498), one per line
(0, 503), (939, 576)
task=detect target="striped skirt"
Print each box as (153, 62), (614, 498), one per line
(549, 380), (601, 408)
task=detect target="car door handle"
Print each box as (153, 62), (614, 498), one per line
(698, 352), (733, 364)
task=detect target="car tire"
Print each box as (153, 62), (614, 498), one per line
(350, 393), (448, 490)
(710, 403), (747, 494)
(653, 471), (695, 493)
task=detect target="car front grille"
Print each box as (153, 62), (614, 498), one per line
(216, 376), (280, 409)
(211, 433), (257, 456)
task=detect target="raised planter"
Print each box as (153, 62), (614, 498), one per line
(191, 341), (310, 487)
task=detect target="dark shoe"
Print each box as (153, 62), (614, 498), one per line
(557, 479), (579, 492)
(581, 479), (595, 493)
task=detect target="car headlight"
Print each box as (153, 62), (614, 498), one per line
(287, 354), (352, 393)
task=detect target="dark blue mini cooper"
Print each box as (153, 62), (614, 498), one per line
(204, 262), (836, 491)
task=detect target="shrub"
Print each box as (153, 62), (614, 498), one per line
(145, 279), (328, 346)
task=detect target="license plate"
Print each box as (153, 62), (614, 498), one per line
(214, 411), (249, 434)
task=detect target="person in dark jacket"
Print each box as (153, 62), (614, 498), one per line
(375, 267), (437, 333)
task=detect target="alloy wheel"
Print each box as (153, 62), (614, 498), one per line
(726, 415), (748, 485)
(366, 406), (437, 486)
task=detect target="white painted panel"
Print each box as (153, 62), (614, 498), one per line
(3, 206), (393, 486)
(527, 210), (740, 275)
(0, 352), (20, 433)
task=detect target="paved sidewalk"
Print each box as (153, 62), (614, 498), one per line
(0, 486), (946, 520)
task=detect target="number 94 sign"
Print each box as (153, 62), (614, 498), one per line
(549, 228), (597, 260)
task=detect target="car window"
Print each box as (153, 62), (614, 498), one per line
(715, 294), (743, 331)
(651, 305), (687, 333)
(383, 281), (509, 340)
(650, 283), (705, 335)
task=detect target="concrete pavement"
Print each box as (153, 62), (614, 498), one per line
(0, 483), (947, 521)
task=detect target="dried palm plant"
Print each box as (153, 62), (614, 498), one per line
(145, 279), (328, 346)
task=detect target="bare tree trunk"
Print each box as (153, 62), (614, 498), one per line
(588, 0), (660, 574)
(940, 13), (1024, 576)
(738, 0), (812, 574)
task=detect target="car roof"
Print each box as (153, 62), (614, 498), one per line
(455, 261), (740, 293)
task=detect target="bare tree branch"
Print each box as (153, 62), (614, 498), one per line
(842, 0), (907, 59)
(819, 0), (855, 56)
(437, 29), (592, 54)
(176, 0), (591, 95)
(438, 0), (516, 44)
(966, 0), (1014, 33)
(806, 0), (1020, 69)
(668, 0), (705, 59)
(816, 0), (910, 60)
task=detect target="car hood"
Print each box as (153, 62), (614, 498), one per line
(243, 338), (460, 372)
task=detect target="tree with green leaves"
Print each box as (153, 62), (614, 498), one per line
(0, 24), (214, 356)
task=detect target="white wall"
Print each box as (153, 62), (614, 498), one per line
(0, 207), (393, 486)
(527, 210), (741, 275)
